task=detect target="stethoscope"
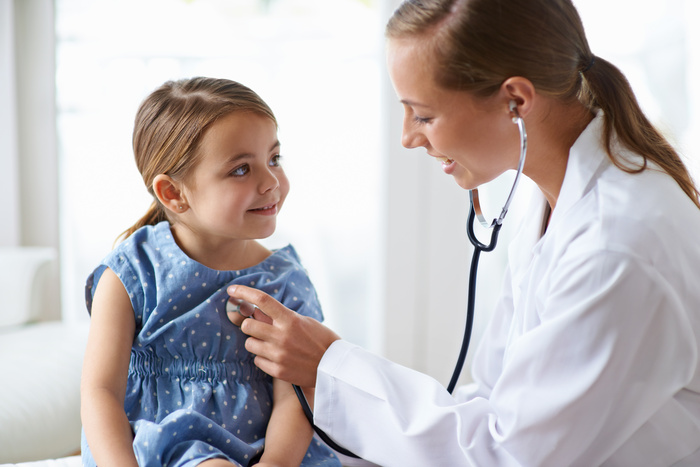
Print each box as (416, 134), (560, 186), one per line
(295, 100), (528, 459)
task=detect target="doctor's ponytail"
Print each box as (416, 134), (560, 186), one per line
(387, 0), (700, 208)
(577, 56), (700, 207)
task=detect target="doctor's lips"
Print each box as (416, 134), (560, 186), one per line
(436, 156), (454, 167)
(433, 155), (456, 174)
(428, 152), (454, 166)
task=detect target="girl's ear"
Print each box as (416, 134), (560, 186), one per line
(153, 174), (188, 214)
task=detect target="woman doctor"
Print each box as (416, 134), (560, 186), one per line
(229, 0), (700, 465)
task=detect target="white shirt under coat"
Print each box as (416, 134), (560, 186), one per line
(313, 112), (700, 466)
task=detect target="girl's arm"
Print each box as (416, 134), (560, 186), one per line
(258, 378), (315, 467)
(80, 268), (139, 467)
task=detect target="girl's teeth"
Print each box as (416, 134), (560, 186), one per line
(438, 157), (454, 164)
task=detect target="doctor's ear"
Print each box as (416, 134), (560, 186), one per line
(153, 174), (189, 214)
(501, 77), (535, 117)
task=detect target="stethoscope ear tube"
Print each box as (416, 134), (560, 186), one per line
(292, 103), (527, 459)
(447, 104), (526, 392)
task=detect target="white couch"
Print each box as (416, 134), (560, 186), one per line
(0, 248), (88, 464)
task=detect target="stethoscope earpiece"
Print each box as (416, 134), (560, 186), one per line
(509, 99), (521, 122)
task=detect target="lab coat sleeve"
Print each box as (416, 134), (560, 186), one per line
(313, 250), (697, 467)
(314, 340), (520, 467)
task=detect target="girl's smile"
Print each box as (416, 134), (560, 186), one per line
(167, 111), (289, 268)
(248, 203), (279, 216)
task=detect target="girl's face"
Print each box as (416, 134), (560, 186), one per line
(179, 111), (289, 243)
(387, 38), (520, 190)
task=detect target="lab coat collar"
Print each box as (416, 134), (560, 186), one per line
(548, 110), (609, 231)
(507, 111), (609, 282)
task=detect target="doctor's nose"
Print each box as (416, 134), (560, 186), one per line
(401, 117), (427, 149)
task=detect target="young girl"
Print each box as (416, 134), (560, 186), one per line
(80, 77), (341, 467)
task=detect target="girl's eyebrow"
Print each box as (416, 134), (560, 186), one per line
(227, 141), (281, 163)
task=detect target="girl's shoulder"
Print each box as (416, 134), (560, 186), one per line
(86, 222), (178, 308)
(260, 244), (309, 275)
(270, 243), (301, 263)
(106, 221), (178, 266)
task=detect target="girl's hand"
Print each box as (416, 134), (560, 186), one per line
(227, 285), (340, 388)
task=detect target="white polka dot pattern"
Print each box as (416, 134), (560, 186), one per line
(82, 221), (338, 466)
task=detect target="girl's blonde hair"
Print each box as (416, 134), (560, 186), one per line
(386, 0), (699, 208)
(120, 77), (277, 242)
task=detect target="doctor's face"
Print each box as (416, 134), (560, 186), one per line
(387, 37), (519, 190)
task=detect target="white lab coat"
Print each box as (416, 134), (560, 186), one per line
(313, 112), (700, 466)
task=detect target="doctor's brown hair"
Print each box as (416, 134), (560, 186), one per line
(119, 77), (277, 242)
(386, 0), (700, 208)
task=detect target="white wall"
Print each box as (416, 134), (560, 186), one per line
(1, 0), (60, 321)
(0, 0), (20, 246)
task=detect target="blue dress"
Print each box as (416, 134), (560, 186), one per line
(81, 221), (341, 467)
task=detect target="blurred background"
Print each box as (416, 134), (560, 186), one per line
(1, 0), (698, 387)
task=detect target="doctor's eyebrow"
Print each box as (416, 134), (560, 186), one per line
(400, 99), (430, 108)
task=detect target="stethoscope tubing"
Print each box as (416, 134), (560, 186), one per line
(293, 103), (527, 460)
(447, 207), (502, 394)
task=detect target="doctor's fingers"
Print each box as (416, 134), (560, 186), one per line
(245, 335), (319, 388)
(245, 313), (341, 378)
(227, 285), (292, 324)
(228, 303), (273, 328)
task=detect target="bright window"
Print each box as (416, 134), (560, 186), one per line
(55, 0), (384, 350)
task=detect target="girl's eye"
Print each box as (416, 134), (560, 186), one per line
(230, 164), (249, 177)
(269, 154), (283, 167)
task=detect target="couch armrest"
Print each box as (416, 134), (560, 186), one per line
(0, 247), (56, 328)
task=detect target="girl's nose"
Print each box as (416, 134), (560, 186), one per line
(259, 167), (280, 194)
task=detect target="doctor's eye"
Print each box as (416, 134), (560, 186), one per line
(269, 154), (283, 167)
(413, 115), (433, 125)
(230, 164), (250, 177)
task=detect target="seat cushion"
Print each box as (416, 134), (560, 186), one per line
(0, 322), (89, 463)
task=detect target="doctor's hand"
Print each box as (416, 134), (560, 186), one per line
(227, 285), (341, 388)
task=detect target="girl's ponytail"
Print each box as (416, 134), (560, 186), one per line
(580, 56), (700, 208)
(117, 201), (168, 244)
